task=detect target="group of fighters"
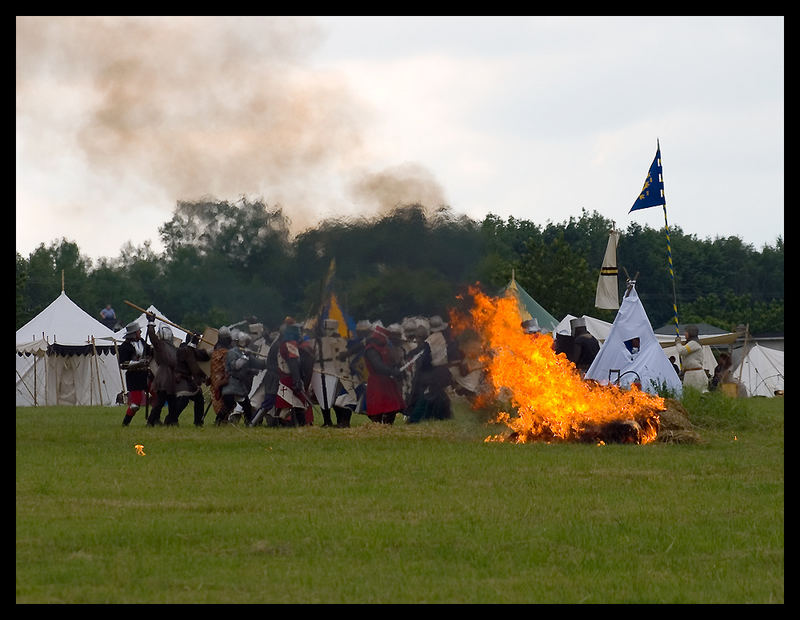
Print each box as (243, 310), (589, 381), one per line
(117, 312), (481, 428)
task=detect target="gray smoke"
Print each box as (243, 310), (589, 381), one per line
(17, 16), (448, 236)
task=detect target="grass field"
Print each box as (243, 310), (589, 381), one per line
(16, 393), (783, 604)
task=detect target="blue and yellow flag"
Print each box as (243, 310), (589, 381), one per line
(629, 143), (665, 212)
(320, 258), (356, 339)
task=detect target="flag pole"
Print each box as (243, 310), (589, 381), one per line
(657, 139), (680, 337)
(629, 139), (680, 337)
(663, 202), (680, 337)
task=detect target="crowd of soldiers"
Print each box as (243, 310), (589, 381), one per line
(117, 308), (602, 428)
(117, 312), (489, 428)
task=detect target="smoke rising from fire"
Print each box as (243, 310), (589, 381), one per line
(16, 16), (448, 253)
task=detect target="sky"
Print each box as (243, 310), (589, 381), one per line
(16, 16), (784, 263)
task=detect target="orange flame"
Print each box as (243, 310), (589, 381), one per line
(451, 287), (664, 444)
(134, 444), (146, 455)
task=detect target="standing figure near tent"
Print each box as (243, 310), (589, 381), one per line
(100, 304), (117, 330)
(167, 332), (211, 426)
(709, 352), (733, 391)
(210, 327), (232, 425)
(222, 331), (266, 424)
(118, 322), (152, 426)
(145, 313), (178, 426)
(571, 317), (600, 377)
(675, 325), (708, 392)
(364, 325), (406, 424)
(669, 355), (681, 377)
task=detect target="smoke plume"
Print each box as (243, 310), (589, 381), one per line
(17, 16), (448, 240)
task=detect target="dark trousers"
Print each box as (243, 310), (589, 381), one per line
(333, 405), (352, 428)
(147, 390), (175, 426)
(168, 391), (205, 426)
(368, 411), (397, 424)
(217, 394), (253, 424)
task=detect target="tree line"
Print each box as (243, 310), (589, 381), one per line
(16, 200), (784, 336)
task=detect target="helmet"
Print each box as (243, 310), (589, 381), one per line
(281, 324), (301, 342)
(158, 326), (173, 341)
(216, 326), (232, 348)
(124, 322), (141, 338)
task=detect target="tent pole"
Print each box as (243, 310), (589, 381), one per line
(737, 324), (750, 384)
(43, 332), (48, 406)
(92, 337), (103, 406)
(113, 340), (126, 401)
(16, 368), (36, 402)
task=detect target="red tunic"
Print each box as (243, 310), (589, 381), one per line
(276, 340), (305, 410)
(364, 337), (405, 415)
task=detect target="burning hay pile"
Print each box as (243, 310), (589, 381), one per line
(452, 288), (677, 445)
(654, 398), (703, 444)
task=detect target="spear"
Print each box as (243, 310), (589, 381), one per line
(124, 300), (269, 361)
(123, 300), (214, 346)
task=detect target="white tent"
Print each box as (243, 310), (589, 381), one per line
(554, 314), (613, 342)
(16, 291), (124, 407)
(558, 316), (727, 377)
(584, 284), (683, 396)
(733, 344), (784, 397)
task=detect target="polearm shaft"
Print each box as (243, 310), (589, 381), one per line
(124, 300), (216, 347)
(123, 300), (268, 358)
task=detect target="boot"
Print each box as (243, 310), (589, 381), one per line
(122, 413), (133, 426)
(335, 407), (351, 428)
(321, 408), (334, 427)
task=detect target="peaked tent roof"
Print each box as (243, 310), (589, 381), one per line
(554, 314), (613, 342)
(500, 275), (559, 333)
(584, 284), (682, 396)
(733, 344), (784, 397)
(16, 291), (118, 352)
(654, 322), (740, 346)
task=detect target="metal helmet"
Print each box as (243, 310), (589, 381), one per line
(158, 326), (173, 342)
(235, 331), (251, 348)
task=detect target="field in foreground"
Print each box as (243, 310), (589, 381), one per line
(17, 394), (783, 604)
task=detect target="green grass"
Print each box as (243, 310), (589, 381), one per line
(17, 395), (783, 603)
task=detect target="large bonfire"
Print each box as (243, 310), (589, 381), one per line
(451, 287), (665, 445)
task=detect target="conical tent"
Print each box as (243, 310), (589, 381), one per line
(584, 284), (682, 396)
(500, 274), (559, 333)
(16, 291), (123, 406)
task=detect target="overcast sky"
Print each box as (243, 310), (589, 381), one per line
(16, 16), (784, 263)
